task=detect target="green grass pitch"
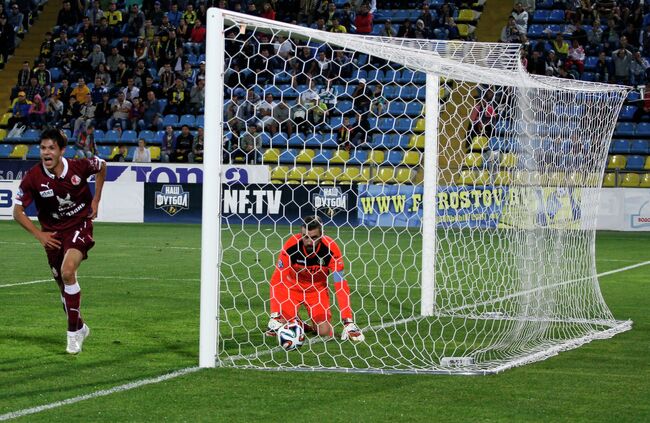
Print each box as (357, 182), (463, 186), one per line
(0, 221), (649, 421)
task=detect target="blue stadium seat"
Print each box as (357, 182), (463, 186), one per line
(347, 150), (368, 164)
(50, 67), (62, 82)
(629, 140), (650, 154)
(527, 24), (545, 38)
(398, 69), (414, 84)
(537, 0), (554, 8)
(581, 72), (596, 81)
(26, 145), (40, 159)
(23, 129), (40, 143)
(609, 139), (630, 154)
(396, 118), (413, 132)
(383, 85), (399, 99)
(195, 115), (204, 127)
(396, 135), (410, 148)
(0, 144), (12, 158)
(120, 130), (138, 144)
(584, 56), (598, 71)
(549, 10), (565, 23)
(388, 101), (406, 115)
(371, 134), (391, 148)
(179, 114), (196, 127)
(627, 90), (641, 103)
(94, 129), (105, 142)
(259, 132), (272, 147)
(104, 130), (121, 143)
(64, 148), (78, 159)
(271, 133), (288, 148)
(636, 122), (650, 137)
(614, 122), (635, 137)
(626, 155), (646, 170)
(97, 145), (112, 160)
(162, 114), (179, 128)
(384, 69), (398, 83)
(386, 150), (404, 165)
(312, 149), (333, 164)
(157, 99), (168, 111)
(335, 101), (353, 114)
(139, 130), (155, 142)
(367, 69), (384, 82)
(532, 10), (551, 22)
(405, 102), (423, 116)
(378, 118), (394, 131)
(288, 134), (305, 147)
(321, 133), (338, 147)
(278, 149), (298, 164)
(304, 134), (322, 147)
(619, 105), (637, 121)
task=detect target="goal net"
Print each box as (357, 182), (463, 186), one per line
(199, 9), (632, 374)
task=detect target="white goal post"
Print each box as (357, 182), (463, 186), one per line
(200, 8), (632, 374)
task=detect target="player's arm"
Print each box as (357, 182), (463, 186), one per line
(13, 204), (61, 249)
(328, 240), (365, 342)
(89, 157), (107, 219)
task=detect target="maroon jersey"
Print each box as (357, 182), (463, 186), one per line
(15, 157), (104, 231)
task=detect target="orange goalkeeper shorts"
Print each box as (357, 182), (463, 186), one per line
(272, 282), (332, 323)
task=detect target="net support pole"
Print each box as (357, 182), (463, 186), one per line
(199, 8), (225, 368)
(420, 73), (439, 317)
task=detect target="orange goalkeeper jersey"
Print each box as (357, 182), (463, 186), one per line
(271, 234), (345, 289)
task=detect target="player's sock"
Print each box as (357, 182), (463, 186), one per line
(63, 282), (84, 332)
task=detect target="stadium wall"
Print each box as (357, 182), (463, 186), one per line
(0, 161), (648, 231)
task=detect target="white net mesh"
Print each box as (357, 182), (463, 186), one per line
(209, 10), (631, 374)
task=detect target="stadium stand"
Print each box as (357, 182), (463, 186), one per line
(0, 0), (648, 188)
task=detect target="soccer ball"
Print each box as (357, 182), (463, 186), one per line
(277, 320), (305, 351)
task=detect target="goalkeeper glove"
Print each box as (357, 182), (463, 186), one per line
(265, 313), (284, 337)
(341, 318), (365, 342)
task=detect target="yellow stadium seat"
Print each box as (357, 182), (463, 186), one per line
(640, 173), (650, 188)
(9, 144), (28, 159)
(414, 118), (425, 132)
(602, 173), (616, 187)
(457, 24), (470, 38)
(109, 146), (120, 160)
(367, 150), (385, 164)
(149, 146), (161, 161)
(408, 134), (424, 149)
(338, 166), (360, 183)
(323, 167), (344, 182)
(0, 113), (11, 127)
(402, 151), (420, 166)
(620, 173), (640, 187)
(645, 156), (650, 170)
(607, 155), (626, 170)
(330, 149), (350, 164)
(354, 167), (372, 182)
(500, 153), (517, 168)
(262, 148), (280, 164)
(545, 172), (565, 186)
(454, 170), (476, 185)
(304, 166), (325, 182)
(0, 129), (7, 141)
(394, 167), (414, 184)
(270, 179), (283, 184)
(514, 171), (541, 186)
(464, 152), (483, 168)
(295, 149), (315, 163)
(494, 171), (512, 186)
(287, 166), (308, 182)
(475, 170), (490, 185)
(457, 9), (476, 22)
(470, 136), (488, 151)
(270, 165), (289, 181)
(304, 180), (318, 185)
(375, 167), (395, 184)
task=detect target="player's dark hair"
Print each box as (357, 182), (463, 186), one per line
(302, 215), (323, 233)
(39, 128), (67, 149)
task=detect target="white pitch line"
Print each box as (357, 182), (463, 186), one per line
(0, 279), (52, 288)
(0, 276), (200, 289)
(0, 367), (201, 421)
(1, 259), (648, 420)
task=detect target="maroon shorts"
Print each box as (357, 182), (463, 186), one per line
(45, 219), (95, 277)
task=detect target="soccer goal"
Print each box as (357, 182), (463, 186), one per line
(199, 8), (632, 374)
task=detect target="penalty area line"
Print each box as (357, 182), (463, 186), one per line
(0, 367), (201, 421)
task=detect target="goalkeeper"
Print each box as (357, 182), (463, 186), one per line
(266, 216), (365, 342)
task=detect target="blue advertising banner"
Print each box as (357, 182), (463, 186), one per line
(357, 184), (512, 228)
(0, 160), (39, 180)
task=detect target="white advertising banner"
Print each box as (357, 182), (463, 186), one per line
(96, 182), (144, 223)
(105, 163), (269, 184)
